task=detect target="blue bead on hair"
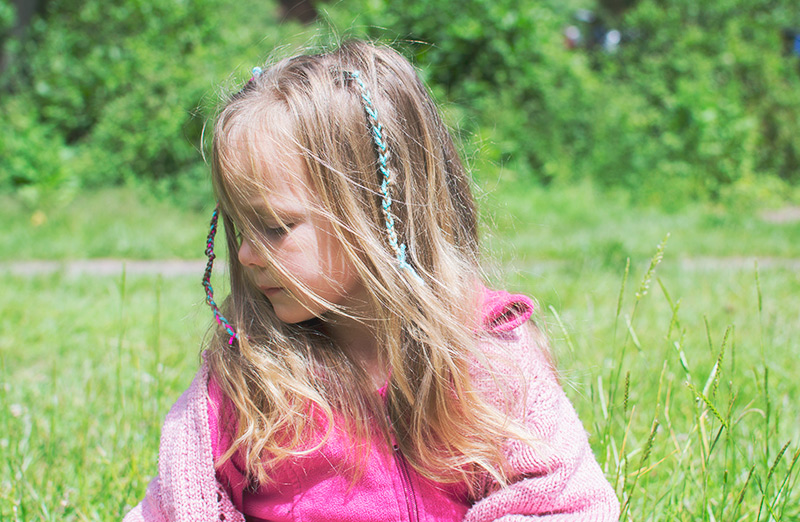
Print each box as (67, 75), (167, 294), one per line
(348, 70), (424, 284)
(249, 66), (263, 82)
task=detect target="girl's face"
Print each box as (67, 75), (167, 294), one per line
(234, 135), (367, 325)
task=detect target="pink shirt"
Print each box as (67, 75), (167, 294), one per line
(124, 288), (620, 521)
(209, 368), (472, 521)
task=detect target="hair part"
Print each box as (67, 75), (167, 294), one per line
(206, 39), (535, 492)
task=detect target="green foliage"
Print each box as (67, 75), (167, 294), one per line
(0, 97), (69, 200)
(600, 0), (800, 202)
(3, 0), (800, 207)
(332, 0), (800, 204)
(333, 0), (584, 183)
(0, 0), (14, 36)
(0, 0), (297, 203)
(3, 186), (800, 519)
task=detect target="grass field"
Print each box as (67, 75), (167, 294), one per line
(1, 184), (799, 520)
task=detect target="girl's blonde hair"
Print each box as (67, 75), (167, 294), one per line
(206, 39), (532, 492)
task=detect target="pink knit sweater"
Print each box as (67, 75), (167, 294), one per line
(124, 290), (619, 521)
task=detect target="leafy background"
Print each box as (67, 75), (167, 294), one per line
(3, 0), (800, 208)
(2, 0), (800, 520)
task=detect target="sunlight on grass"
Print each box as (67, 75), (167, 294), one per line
(529, 258), (800, 521)
(0, 189), (214, 261)
(2, 185), (799, 520)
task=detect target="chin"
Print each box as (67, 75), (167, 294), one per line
(272, 305), (318, 325)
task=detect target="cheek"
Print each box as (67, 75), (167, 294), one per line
(273, 226), (332, 280)
(280, 235), (320, 276)
(278, 220), (361, 294)
(314, 226), (357, 281)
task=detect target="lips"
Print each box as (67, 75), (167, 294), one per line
(259, 286), (283, 296)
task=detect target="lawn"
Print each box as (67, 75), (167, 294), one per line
(1, 184), (798, 520)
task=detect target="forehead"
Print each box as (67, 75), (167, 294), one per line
(217, 107), (315, 216)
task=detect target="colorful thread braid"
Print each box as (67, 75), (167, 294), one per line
(203, 205), (238, 345)
(349, 70), (424, 284)
(200, 67), (263, 345)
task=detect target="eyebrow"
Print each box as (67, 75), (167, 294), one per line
(245, 199), (307, 220)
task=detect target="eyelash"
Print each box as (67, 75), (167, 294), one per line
(237, 222), (295, 242)
(264, 224), (293, 237)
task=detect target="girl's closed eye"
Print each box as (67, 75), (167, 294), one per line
(235, 226), (292, 249)
(240, 216), (298, 242)
(261, 221), (296, 239)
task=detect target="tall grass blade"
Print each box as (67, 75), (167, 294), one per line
(766, 440), (791, 491)
(703, 315), (713, 353)
(635, 233), (669, 302)
(764, 367), (771, 466)
(614, 403), (636, 492)
(115, 265), (127, 415)
(151, 276), (163, 421)
(711, 327), (730, 401)
(621, 418), (660, 518)
(772, 446), (800, 519)
(755, 260), (763, 316)
(548, 305), (575, 355)
(733, 466), (755, 520)
(624, 314), (642, 353)
(597, 375), (608, 420)
(623, 371), (630, 416)
(752, 262), (769, 468)
(686, 382), (729, 431)
(757, 440), (791, 521)
(672, 336), (692, 382)
(613, 257), (630, 345)
(702, 325), (730, 401)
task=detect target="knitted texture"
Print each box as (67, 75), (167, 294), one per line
(124, 289), (619, 521)
(465, 312), (620, 521)
(123, 359), (245, 522)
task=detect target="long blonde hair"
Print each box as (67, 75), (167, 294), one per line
(206, 40), (532, 492)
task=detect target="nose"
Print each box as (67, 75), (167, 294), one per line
(237, 238), (265, 268)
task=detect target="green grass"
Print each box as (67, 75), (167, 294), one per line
(479, 178), (800, 267)
(2, 185), (799, 520)
(529, 260), (799, 520)
(482, 178), (800, 520)
(0, 271), (206, 519)
(0, 189), (212, 261)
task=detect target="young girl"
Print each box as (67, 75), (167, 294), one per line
(125, 40), (619, 521)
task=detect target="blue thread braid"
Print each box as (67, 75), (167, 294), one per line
(349, 70), (423, 284)
(203, 205), (239, 345)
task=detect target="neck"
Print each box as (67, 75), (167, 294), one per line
(324, 309), (386, 389)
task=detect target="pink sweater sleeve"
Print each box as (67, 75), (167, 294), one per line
(123, 361), (245, 522)
(122, 477), (168, 522)
(207, 372), (250, 510)
(465, 325), (619, 522)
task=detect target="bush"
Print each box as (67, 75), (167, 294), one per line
(332, 0), (800, 204)
(0, 96), (69, 199)
(605, 0), (800, 198)
(0, 0), (298, 203)
(4, 0), (800, 207)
